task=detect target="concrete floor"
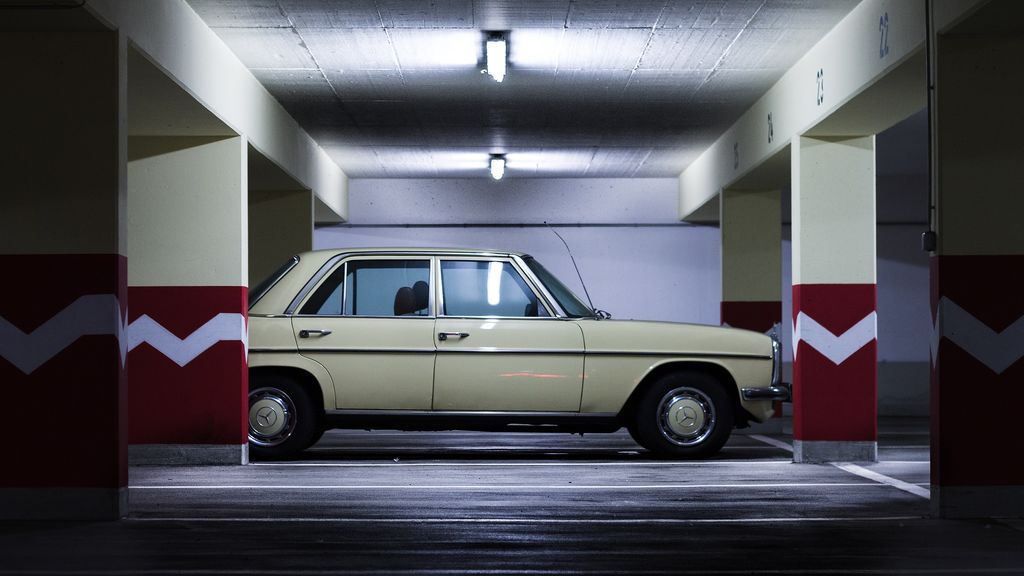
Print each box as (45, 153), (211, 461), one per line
(2, 419), (1024, 574)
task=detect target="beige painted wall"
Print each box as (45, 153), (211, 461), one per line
(792, 135), (876, 285)
(0, 30), (126, 256)
(721, 189), (781, 301)
(248, 189), (313, 287)
(127, 136), (246, 286)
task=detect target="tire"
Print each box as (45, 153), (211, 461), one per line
(248, 375), (319, 460)
(304, 426), (326, 449)
(630, 371), (734, 458)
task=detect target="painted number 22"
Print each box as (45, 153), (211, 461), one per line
(879, 12), (890, 59)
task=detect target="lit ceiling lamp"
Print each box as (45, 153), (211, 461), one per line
(484, 32), (507, 83)
(489, 154), (506, 180)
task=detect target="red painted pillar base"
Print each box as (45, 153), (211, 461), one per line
(0, 255), (127, 519)
(792, 284), (877, 463)
(931, 255), (1024, 517)
(127, 286), (248, 465)
(721, 301), (782, 333)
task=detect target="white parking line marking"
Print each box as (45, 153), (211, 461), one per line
(130, 482), (878, 490)
(749, 434), (794, 452)
(248, 460), (795, 468)
(833, 463), (931, 499)
(127, 515), (923, 524)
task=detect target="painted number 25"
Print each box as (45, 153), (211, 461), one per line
(879, 12), (890, 59)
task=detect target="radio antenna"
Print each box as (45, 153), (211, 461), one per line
(545, 222), (594, 310)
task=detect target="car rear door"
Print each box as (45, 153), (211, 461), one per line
(291, 255), (436, 410)
(432, 257), (584, 412)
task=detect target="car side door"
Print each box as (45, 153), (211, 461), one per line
(432, 257), (585, 412)
(291, 255), (436, 410)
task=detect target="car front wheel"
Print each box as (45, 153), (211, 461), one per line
(630, 371), (734, 458)
(248, 376), (318, 459)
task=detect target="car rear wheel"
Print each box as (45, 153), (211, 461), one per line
(248, 375), (319, 460)
(630, 371), (733, 458)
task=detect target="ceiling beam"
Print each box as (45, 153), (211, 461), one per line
(85, 0), (348, 223)
(677, 0), (987, 223)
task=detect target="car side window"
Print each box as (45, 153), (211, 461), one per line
(300, 259), (430, 316)
(441, 260), (549, 317)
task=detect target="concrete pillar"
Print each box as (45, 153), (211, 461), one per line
(721, 189), (784, 426)
(249, 189), (313, 287)
(127, 136), (249, 465)
(791, 135), (877, 463)
(930, 30), (1024, 517)
(720, 189), (783, 332)
(0, 30), (128, 518)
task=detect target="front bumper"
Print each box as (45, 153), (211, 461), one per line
(741, 383), (791, 402)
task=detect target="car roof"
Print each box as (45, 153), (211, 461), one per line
(301, 247), (530, 258)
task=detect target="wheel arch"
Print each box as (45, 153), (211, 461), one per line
(618, 360), (748, 428)
(249, 351), (335, 408)
(249, 365), (327, 419)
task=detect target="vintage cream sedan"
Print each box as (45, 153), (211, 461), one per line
(247, 248), (787, 459)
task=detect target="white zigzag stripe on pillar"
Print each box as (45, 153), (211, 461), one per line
(0, 295), (122, 374)
(931, 297), (1024, 375)
(0, 294), (247, 375)
(792, 311), (877, 365)
(127, 313), (248, 367)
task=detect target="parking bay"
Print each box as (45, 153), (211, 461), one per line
(3, 423), (1024, 574)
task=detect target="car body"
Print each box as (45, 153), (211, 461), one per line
(247, 248), (788, 458)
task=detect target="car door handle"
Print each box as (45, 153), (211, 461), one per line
(438, 332), (469, 341)
(298, 329), (333, 338)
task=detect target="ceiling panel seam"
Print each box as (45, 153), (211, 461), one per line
(624, 0), (669, 92)
(700, 0), (767, 87)
(274, 0), (355, 129)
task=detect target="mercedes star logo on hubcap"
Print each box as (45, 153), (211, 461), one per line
(675, 405), (698, 427)
(256, 406), (278, 427)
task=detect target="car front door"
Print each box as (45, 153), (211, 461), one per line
(432, 257), (584, 412)
(292, 256), (436, 410)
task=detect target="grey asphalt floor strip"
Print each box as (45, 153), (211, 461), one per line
(249, 460), (795, 467)
(0, 565), (1015, 569)
(127, 515), (925, 524)
(130, 482), (879, 490)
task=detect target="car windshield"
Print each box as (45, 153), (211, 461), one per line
(522, 256), (596, 318)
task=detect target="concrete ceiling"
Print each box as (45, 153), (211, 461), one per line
(186, 0), (860, 178)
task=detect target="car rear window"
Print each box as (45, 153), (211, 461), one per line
(249, 255), (299, 309)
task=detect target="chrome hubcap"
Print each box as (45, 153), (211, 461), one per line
(248, 387), (296, 447)
(657, 387), (715, 446)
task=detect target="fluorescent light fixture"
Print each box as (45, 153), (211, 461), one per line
(487, 261), (503, 306)
(485, 34), (507, 82)
(508, 29), (561, 68)
(489, 154), (506, 180)
(391, 30), (480, 68)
